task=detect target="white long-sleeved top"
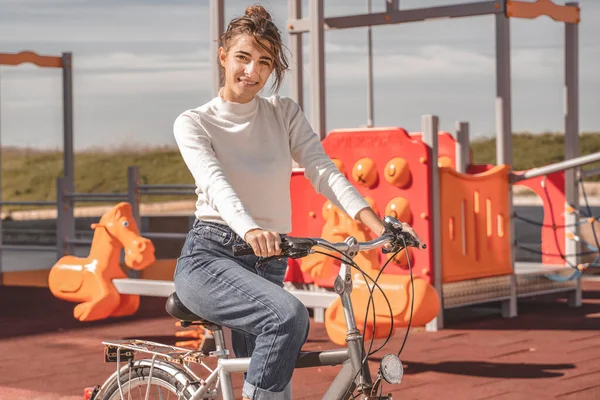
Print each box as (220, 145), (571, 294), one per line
(173, 93), (370, 240)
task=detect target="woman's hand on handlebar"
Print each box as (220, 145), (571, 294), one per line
(356, 208), (426, 251)
(396, 222), (426, 250)
(244, 228), (282, 257)
(380, 216), (426, 252)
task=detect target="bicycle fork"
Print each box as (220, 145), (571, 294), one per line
(334, 255), (373, 397)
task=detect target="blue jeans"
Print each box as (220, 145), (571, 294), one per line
(173, 220), (310, 400)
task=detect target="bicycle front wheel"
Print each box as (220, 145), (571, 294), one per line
(100, 361), (200, 400)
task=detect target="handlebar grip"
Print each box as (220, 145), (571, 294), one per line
(232, 243), (255, 256)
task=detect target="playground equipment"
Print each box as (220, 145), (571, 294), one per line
(277, 0), (583, 330)
(48, 202), (155, 321)
(0, 51), (74, 276)
(298, 196), (439, 345)
(3, 0), (600, 342)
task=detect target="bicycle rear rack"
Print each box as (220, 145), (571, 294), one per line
(103, 339), (207, 365)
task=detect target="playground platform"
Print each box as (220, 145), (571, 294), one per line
(1, 279), (599, 400)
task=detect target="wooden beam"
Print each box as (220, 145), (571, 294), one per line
(506, 0), (580, 24)
(0, 51), (63, 68)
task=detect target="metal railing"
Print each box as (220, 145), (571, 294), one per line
(1, 150), (599, 302)
(512, 152), (600, 182)
(580, 166), (600, 180)
(0, 200), (58, 278)
(53, 166), (197, 279)
(127, 166), (195, 241)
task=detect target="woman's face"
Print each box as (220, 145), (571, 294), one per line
(219, 34), (274, 104)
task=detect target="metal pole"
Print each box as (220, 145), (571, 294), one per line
(513, 152), (599, 182)
(0, 68), (3, 282)
(495, 13), (512, 165)
(386, 0), (399, 12)
(288, 0), (304, 109)
(309, 0), (326, 139)
(56, 177), (71, 259)
(127, 166), (142, 279)
(288, 2), (505, 33)
(61, 53), (76, 257)
(495, 12), (517, 319)
(366, 0), (374, 128)
(65, 178), (75, 256)
(455, 122), (470, 173)
(127, 166), (141, 231)
(581, 166), (600, 179)
(422, 115), (444, 332)
(565, 5), (581, 307)
(211, 0), (225, 95)
(62, 52), (74, 184)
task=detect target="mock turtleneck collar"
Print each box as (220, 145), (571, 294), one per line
(214, 89), (259, 118)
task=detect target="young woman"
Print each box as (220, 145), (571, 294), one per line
(173, 5), (422, 399)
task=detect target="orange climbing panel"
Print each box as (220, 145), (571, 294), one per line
(48, 202), (156, 322)
(439, 165), (513, 283)
(289, 127), (434, 284)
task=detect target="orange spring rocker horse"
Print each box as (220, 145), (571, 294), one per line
(48, 202), (156, 322)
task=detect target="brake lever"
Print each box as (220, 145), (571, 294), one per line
(256, 254), (289, 267)
(255, 250), (312, 267)
(381, 231), (424, 254)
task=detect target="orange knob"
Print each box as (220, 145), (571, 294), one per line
(352, 158), (378, 188)
(385, 197), (413, 225)
(438, 156), (453, 168)
(384, 157), (411, 188)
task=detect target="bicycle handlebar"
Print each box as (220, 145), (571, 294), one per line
(232, 217), (426, 260)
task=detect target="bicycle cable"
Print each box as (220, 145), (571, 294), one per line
(316, 237), (416, 399)
(313, 242), (397, 351)
(313, 247), (395, 400)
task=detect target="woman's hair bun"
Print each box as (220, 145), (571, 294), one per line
(245, 5), (272, 21)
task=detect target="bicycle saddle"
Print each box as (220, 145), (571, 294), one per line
(165, 292), (215, 326)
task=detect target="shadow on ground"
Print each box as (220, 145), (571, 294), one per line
(399, 360), (575, 378)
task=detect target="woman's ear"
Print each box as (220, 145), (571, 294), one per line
(218, 47), (226, 67)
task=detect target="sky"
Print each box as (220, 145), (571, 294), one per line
(0, 0), (598, 150)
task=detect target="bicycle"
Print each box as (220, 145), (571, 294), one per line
(88, 216), (425, 400)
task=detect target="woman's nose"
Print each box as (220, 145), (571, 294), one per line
(244, 61), (257, 76)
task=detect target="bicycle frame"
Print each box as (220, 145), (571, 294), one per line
(98, 235), (395, 400)
(193, 237), (376, 400)
(211, 257), (373, 400)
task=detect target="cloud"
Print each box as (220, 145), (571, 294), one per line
(77, 68), (210, 96)
(2, 51), (212, 98)
(77, 51), (209, 73)
(323, 45), (494, 82)
(0, 0), (209, 44)
(76, 52), (211, 95)
(320, 42), (581, 84)
(0, 0), (598, 150)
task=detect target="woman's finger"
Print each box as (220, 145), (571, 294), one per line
(273, 234), (282, 255)
(255, 234), (268, 257)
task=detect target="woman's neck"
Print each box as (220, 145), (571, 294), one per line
(215, 88), (259, 117)
(220, 87), (254, 104)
